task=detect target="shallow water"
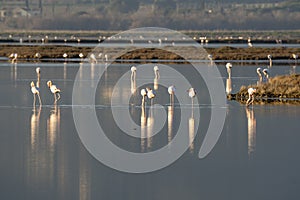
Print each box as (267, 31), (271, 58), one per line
(0, 60), (300, 200)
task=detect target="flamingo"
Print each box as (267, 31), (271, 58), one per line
(247, 37), (253, 47)
(153, 65), (160, 79)
(63, 53), (68, 61)
(34, 52), (41, 60)
(131, 66), (136, 80)
(188, 87), (196, 105)
(168, 85), (175, 105)
(292, 53), (298, 64)
(146, 87), (155, 105)
(208, 54), (213, 65)
(36, 67), (41, 88)
(267, 54), (272, 67)
(226, 63), (232, 79)
(246, 87), (256, 107)
(79, 53), (84, 62)
(31, 81), (42, 106)
(263, 68), (269, 81)
(89, 53), (97, 63)
(47, 80), (61, 103)
(256, 67), (263, 83)
(9, 53), (18, 63)
(141, 88), (147, 106)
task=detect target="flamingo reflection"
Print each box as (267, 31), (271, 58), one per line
(140, 105), (147, 152)
(167, 105), (174, 144)
(30, 106), (41, 149)
(245, 107), (256, 159)
(188, 105), (195, 153)
(131, 66), (137, 94)
(153, 66), (160, 90)
(47, 105), (60, 149)
(146, 105), (154, 149)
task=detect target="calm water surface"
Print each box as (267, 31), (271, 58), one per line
(0, 61), (300, 200)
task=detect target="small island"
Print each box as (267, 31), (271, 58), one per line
(228, 74), (300, 104)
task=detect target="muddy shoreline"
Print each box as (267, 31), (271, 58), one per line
(0, 44), (299, 61)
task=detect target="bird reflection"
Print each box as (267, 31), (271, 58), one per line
(91, 62), (95, 87)
(130, 66), (137, 94)
(79, 147), (91, 200)
(167, 105), (174, 144)
(47, 105), (60, 149)
(226, 78), (232, 95)
(188, 105), (195, 153)
(63, 61), (67, 80)
(153, 65), (160, 90)
(245, 107), (256, 159)
(11, 62), (17, 87)
(146, 106), (154, 149)
(140, 105), (147, 152)
(30, 106), (41, 149)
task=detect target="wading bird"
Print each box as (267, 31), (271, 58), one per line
(168, 85), (175, 105)
(63, 53), (68, 61)
(226, 63), (232, 79)
(130, 66), (137, 94)
(256, 67), (263, 83)
(188, 87), (196, 105)
(263, 68), (269, 81)
(131, 66), (136, 80)
(267, 54), (272, 67)
(9, 53), (18, 63)
(146, 87), (155, 105)
(154, 66), (160, 79)
(141, 88), (147, 106)
(208, 54), (213, 65)
(31, 81), (42, 106)
(246, 87), (256, 107)
(292, 53), (298, 64)
(47, 80), (61, 103)
(89, 53), (97, 63)
(36, 67), (41, 88)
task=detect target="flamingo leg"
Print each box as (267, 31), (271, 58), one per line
(33, 94), (36, 107)
(54, 93), (57, 103)
(37, 93), (42, 105)
(56, 93), (61, 101)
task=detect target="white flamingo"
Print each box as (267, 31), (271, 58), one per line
(47, 80), (61, 103)
(141, 88), (147, 106)
(226, 63), (232, 79)
(208, 54), (213, 65)
(256, 67), (263, 83)
(188, 87), (196, 105)
(168, 85), (175, 105)
(267, 54), (272, 67)
(292, 53), (298, 64)
(146, 87), (155, 105)
(34, 52), (41, 60)
(9, 53), (18, 63)
(36, 67), (41, 88)
(263, 68), (269, 81)
(31, 81), (42, 106)
(131, 66), (136, 80)
(89, 53), (97, 63)
(246, 87), (256, 107)
(153, 65), (160, 79)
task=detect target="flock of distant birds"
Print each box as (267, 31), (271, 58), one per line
(6, 49), (298, 107)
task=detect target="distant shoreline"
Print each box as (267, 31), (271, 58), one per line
(0, 44), (299, 62)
